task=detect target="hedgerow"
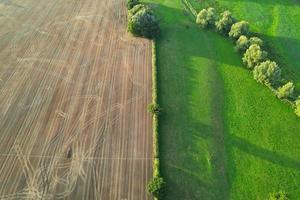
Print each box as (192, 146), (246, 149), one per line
(192, 5), (299, 117)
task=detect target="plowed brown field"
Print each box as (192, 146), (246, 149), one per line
(0, 0), (153, 199)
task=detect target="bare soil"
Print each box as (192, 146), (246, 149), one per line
(0, 0), (153, 199)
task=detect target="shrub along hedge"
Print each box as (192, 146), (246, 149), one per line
(193, 6), (299, 116)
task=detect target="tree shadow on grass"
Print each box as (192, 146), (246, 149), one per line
(231, 135), (300, 169)
(256, 33), (300, 85)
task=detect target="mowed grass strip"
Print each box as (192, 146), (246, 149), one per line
(145, 0), (300, 199)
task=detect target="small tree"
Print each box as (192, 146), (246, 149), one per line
(268, 191), (289, 200)
(235, 36), (264, 53)
(235, 35), (249, 52)
(215, 10), (236, 34)
(127, 0), (140, 9)
(147, 176), (166, 198)
(253, 60), (281, 86)
(277, 82), (295, 99)
(295, 97), (300, 117)
(196, 7), (217, 28)
(249, 37), (263, 47)
(147, 103), (161, 115)
(242, 44), (268, 69)
(128, 6), (160, 39)
(229, 21), (250, 39)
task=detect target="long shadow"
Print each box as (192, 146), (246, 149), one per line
(231, 135), (300, 169)
(221, 0), (300, 6)
(256, 33), (300, 85)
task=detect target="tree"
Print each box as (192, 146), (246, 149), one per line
(277, 82), (295, 99)
(147, 176), (166, 198)
(236, 36), (264, 52)
(295, 97), (300, 117)
(249, 37), (263, 47)
(268, 191), (289, 200)
(235, 35), (249, 52)
(196, 7), (217, 28)
(127, 0), (140, 9)
(128, 6), (160, 39)
(229, 21), (250, 39)
(215, 10), (236, 34)
(147, 103), (161, 115)
(253, 60), (281, 86)
(242, 44), (268, 69)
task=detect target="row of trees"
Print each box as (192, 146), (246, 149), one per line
(196, 7), (300, 117)
(127, 0), (160, 39)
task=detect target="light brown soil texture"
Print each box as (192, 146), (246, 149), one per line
(0, 0), (153, 199)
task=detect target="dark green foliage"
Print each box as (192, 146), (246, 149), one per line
(229, 20), (250, 39)
(148, 103), (161, 115)
(147, 176), (166, 198)
(253, 60), (281, 86)
(277, 82), (295, 99)
(127, 0), (139, 9)
(196, 7), (217, 28)
(242, 44), (268, 69)
(127, 5), (160, 39)
(216, 10), (236, 34)
(268, 191), (289, 200)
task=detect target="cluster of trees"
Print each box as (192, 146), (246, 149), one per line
(127, 0), (160, 39)
(196, 7), (299, 117)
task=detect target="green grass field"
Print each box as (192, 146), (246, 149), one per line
(144, 0), (300, 199)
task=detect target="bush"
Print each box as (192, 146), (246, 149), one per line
(268, 191), (289, 200)
(277, 82), (295, 99)
(249, 37), (263, 47)
(235, 35), (249, 52)
(148, 103), (161, 115)
(253, 60), (281, 86)
(242, 44), (268, 69)
(196, 7), (217, 28)
(295, 98), (300, 117)
(235, 36), (264, 52)
(127, 0), (139, 9)
(229, 21), (250, 39)
(147, 176), (166, 198)
(128, 5), (160, 39)
(215, 10), (236, 34)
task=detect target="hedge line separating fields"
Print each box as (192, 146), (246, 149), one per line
(151, 40), (160, 200)
(183, 0), (300, 117)
(126, 1), (165, 199)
